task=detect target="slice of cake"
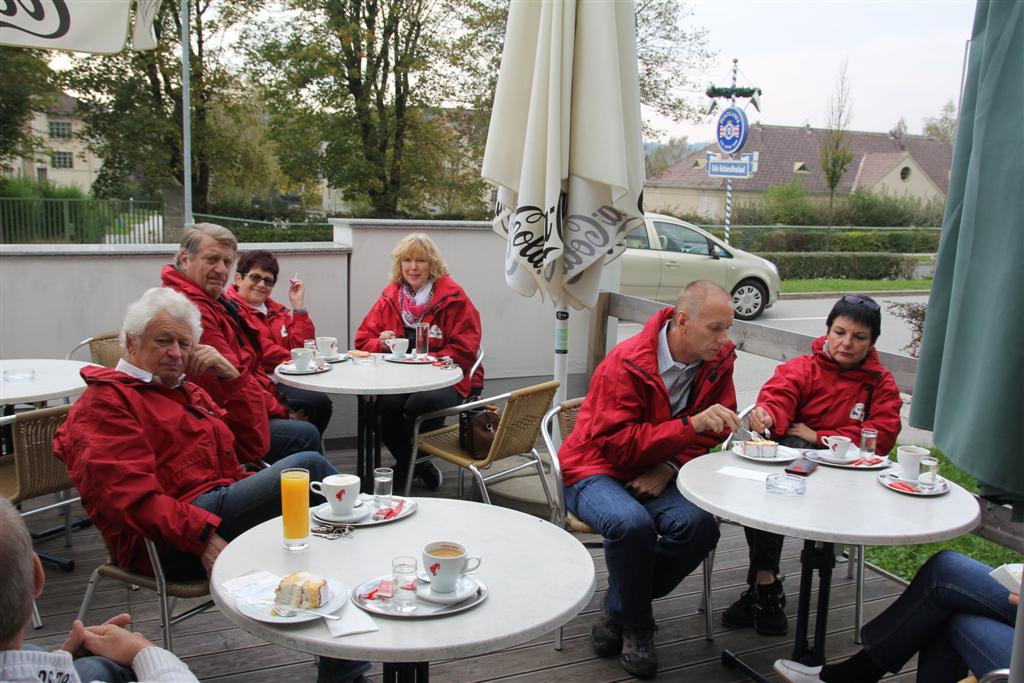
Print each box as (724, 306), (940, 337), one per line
(275, 571), (329, 609)
(744, 438), (778, 459)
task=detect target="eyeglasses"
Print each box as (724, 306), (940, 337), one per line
(244, 272), (276, 287)
(843, 295), (880, 312)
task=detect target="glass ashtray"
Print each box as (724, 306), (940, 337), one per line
(766, 473), (807, 496)
(3, 368), (35, 383)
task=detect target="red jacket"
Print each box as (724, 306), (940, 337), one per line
(354, 275), (483, 397)
(161, 265), (286, 419)
(225, 284), (315, 367)
(53, 366), (269, 575)
(756, 336), (902, 452)
(560, 308), (737, 487)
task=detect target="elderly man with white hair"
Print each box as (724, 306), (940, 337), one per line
(55, 288), (369, 682)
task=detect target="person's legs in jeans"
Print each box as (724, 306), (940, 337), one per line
(643, 485), (720, 600)
(916, 613), (1014, 682)
(73, 655), (136, 683)
(277, 384), (334, 435)
(379, 387), (459, 484)
(265, 418), (322, 464)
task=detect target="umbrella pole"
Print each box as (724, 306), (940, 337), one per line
(553, 303), (569, 405)
(180, 0), (194, 228)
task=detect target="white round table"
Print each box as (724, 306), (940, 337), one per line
(275, 356), (462, 492)
(210, 498), (595, 679)
(0, 359), (94, 405)
(677, 451), (980, 677)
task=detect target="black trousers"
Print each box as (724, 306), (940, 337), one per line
(379, 386), (461, 478)
(277, 383), (334, 435)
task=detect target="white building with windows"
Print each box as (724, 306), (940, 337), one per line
(12, 93), (102, 190)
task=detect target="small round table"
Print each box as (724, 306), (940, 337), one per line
(0, 359), (93, 405)
(275, 356), (462, 492)
(210, 498), (595, 681)
(678, 451), (980, 679)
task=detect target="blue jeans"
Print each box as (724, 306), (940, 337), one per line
(266, 417), (323, 463)
(565, 474), (720, 628)
(862, 551), (1016, 681)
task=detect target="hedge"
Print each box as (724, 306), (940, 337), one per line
(231, 225), (332, 242)
(759, 252), (917, 280)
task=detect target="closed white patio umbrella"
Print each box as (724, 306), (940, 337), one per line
(482, 0), (646, 404)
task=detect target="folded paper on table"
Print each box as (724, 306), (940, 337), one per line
(989, 563), (1023, 593)
(717, 466), (769, 483)
(221, 571), (282, 601)
(326, 601), (379, 637)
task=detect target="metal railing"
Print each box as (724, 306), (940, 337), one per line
(0, 197), (163, 244)
(192, 213), (332, 242)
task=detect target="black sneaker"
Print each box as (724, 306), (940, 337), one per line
(722, 586), (757, 628)
(590, 607), (623, 657)
(620, 624), (658, 679)
(754, 580), (788, 636)
(416, 462), (443, 491)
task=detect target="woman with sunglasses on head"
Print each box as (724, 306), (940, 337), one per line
(723, 294), (903, 638)
(226, 250), (333, 434)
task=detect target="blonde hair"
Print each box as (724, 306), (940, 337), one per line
(389, 233), (449, 286)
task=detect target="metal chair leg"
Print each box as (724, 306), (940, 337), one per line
(702, 550), (715, 641)
(31, 600), (43, 629)
(457, 468), (465, 498)
(854, 544), (865, 644)
(554, 625), (563, 651)
(146, 540), (174, 651)
(469, 465), (491, 505)
(78, 567), (103, 621)
(846, 544), (855, 579)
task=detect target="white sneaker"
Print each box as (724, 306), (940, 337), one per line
(773, 659), (824, 683)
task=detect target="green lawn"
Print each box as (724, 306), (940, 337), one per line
(781, 278), (931, 293)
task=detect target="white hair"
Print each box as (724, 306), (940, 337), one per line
(120, 287), (203, 350)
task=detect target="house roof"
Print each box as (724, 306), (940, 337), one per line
(47, 93), (80, 116)
(648, 123), (952, 196)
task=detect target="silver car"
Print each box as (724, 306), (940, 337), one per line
(620, 213), (780, 320)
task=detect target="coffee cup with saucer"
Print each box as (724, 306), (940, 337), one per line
(312, 501), (370, 524)
(415, 575), (479, 604)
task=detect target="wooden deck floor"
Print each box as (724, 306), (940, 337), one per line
(23, 448), (920, 682)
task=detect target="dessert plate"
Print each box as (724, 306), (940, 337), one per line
(383, 355), (436, 365)
(237, 577), (348, 624)
(278, 361), (331, 375)
(804, 450), (892, 469)
(731, 443), (801, 463)
(313, 495), (418, 527)
(321, 354), (349, 364)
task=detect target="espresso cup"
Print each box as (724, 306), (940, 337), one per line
(822, 435), (853, 460)
(310, 474), (360, 515)
(290, 347), (313, 371)
(316, 336), (338, 359)
(385, 337), (409, 359)
(422, 541), (481, 593)
(896, 445), (929, 482)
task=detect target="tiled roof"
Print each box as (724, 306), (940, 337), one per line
(47, 93), (80, 116)
(851, 152), (907, 190)
(648, 124), (952, 195)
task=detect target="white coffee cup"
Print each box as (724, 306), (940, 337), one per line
(896, 445), (929, 482)
(422, 541), (481, 593)
(316, 336), (338, 359)
(310, 474), (360, 515)
(290, 347), (313, 371)
(385, 337), (409, 359)
(822, 435), (853, 460)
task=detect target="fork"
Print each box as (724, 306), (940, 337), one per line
(271, 604), (342, 620)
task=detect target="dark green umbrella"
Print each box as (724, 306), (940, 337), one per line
(910, 0), (1023, 507)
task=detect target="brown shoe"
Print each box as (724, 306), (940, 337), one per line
(621, 624), (658, 679)
(590, 606), (623, 657)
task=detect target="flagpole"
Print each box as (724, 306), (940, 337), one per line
(180, 0), (193, 228)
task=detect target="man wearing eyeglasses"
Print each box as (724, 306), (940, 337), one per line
(161, 223), (322, 464)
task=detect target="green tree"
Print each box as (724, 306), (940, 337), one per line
(645, 137), (691, 177)
(889, 116), (908, 148)
(820, 61), (854, 227)
(0, 47), (58, 168)
(923, 98), (957, 144)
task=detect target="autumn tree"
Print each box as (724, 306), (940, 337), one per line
(923, 99), (957, 144)
(820, 61), (854, 227)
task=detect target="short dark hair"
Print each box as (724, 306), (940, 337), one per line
(827, 295), (882, 342)
(0, 499), (35, 644)
(236, 250), (280, 280)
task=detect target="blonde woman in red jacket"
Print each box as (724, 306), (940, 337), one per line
(723, 294), (903, 638)
(355, 233), (483, 490)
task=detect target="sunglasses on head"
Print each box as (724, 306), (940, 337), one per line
(244, 272), (276, 287)
(843, 295), (880, 312)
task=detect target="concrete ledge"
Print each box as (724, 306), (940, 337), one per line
(780, 289), (929, 300)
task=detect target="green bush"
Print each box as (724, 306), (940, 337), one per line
(232, 225), (332, 242)
(757, 231), (829, 252)
(763, 179), (816, 225)
(760, 252), (917, 280)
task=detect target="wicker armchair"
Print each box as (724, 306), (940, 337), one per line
(404, 380), (559, 515)
(66, 331), (121, 368)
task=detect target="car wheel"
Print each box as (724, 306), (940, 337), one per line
(732, 279), (767, 320)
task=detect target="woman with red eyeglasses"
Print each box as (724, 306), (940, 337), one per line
(723, 294), (903, 638)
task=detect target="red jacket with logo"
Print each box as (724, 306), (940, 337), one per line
(354, 275), (483, 397)
(53, 366), (268, 575)
(559, 307), (737, 487)
(756, 336), (902, 453)
(224, 284), (315, 368)
(161, 265), (286, 419)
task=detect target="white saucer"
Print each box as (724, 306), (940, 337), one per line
(312, 502), (370, 524)
(415, 576), (479, 604)
(321, 354), (349, 364)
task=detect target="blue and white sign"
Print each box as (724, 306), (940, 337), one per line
(716, 107), (749, 155)
(706, 152), (759, 179)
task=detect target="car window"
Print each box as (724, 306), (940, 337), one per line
(625, 225), (651, 249)
(653, 221), (711, 256)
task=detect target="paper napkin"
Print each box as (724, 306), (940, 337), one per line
(717, 466), (769, 483)
(326, 601), (378, 637)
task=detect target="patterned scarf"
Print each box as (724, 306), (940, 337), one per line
(398, 281), (433, 328)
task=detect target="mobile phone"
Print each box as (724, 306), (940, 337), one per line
(785, 458), (819, 476)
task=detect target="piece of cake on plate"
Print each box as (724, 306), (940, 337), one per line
(275, 571), (329, 609)
(744, 438), (778, 459)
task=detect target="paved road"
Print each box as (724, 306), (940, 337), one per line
(617, 293), (934, 446)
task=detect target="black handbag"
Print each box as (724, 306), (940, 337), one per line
(458, 405), (500, 459)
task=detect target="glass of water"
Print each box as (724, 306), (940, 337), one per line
(860, 428), (878, 458)
(303, 338), (318, 360)
(918, 456), (940, 492)
(373, 467), (394, 508)
(392, 556), (418, 613)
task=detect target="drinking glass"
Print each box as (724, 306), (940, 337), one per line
(303, 338), (318, 359)
(414, 322), (430, 358)
(918, 456), (940, 492)
(392, 556), (418, 613)
(280, 468), (310, 550)
(374, 467), (394, 508)
(860, 428), (878, 458)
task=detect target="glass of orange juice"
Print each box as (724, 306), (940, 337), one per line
(280, 468), (310, 550)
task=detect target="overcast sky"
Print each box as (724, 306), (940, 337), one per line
(648, 0), (977, 143)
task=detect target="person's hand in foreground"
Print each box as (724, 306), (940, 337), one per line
(80, 623), (155, 666)
(690, 404), (741, 435)
(60, 613), (131, 658)
(626, 462), (676, 501)
(188, 344), (240, 380)
(748, 406), (774, 434)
